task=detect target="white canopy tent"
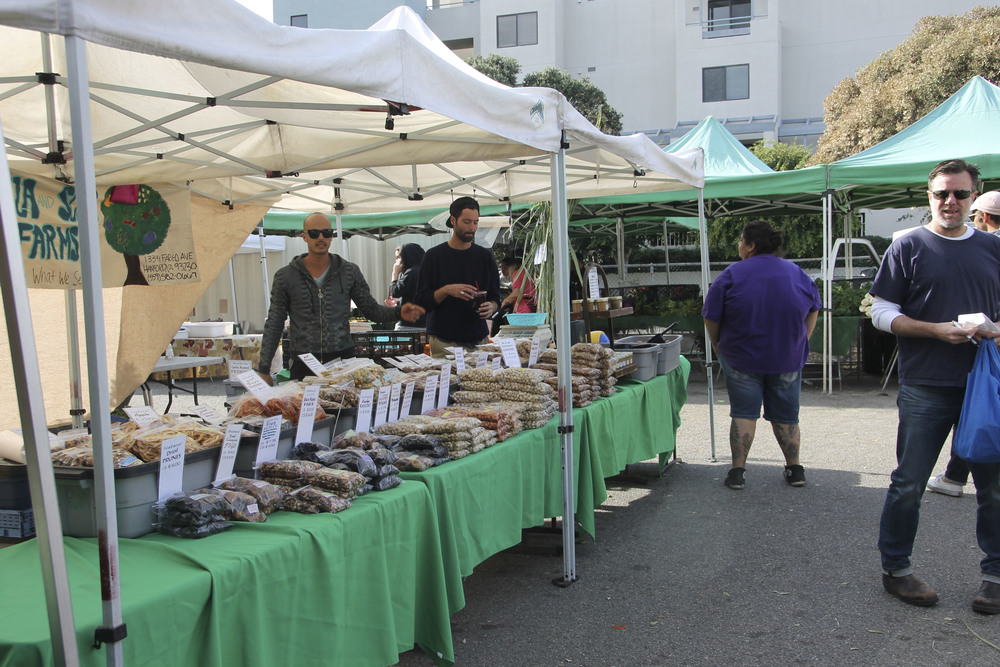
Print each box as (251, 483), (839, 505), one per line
(0, 2), (704, 663)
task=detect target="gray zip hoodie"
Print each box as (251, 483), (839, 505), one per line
(257, 253), (399, 374)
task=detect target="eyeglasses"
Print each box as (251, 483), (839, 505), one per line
(929, 189), (973, 201)
(306, 229), (334, 239)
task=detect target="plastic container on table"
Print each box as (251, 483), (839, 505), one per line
(232, 415), (338, 478)
(612, 340), (658, 381)
(53, 447), (221, 538)
(0, 460), (30, 510)
(617, 334), (683, 375)
(183, 321), (235, 338)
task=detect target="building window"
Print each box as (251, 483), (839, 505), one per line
(497, 12), (538, 48)
(704, 0), (750, 37)
(702, 64), (749, 102)
(290, 14), (308, 28)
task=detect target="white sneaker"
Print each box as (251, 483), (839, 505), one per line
(927, 474), (964, 498)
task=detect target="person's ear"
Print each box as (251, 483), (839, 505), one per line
(446, 217), (454, 228)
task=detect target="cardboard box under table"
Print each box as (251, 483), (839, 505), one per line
(0, 481), (457, 667)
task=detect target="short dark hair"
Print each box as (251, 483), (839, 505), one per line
(501, 255), (523, 270)
(448, 196), (480, 227)
(928, 159), (980, 191)
(742, 220), (785, 257)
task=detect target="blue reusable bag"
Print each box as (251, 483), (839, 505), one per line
(953, 341), (1000, 463)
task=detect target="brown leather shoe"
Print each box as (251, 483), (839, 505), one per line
(882, 574), (939, 606)
(972, 581), (1000, 614)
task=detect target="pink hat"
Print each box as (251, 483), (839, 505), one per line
(970, 190), (1000, 216)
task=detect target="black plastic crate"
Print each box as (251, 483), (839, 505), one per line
(353, 330), (428, 360)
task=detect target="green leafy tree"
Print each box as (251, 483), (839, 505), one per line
(521, 67), (623, 135)
(465, 54), (520, 87)
(810, 6), (1000, 164)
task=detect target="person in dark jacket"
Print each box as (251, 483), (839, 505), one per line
(257, 213), (424, 382)
(389, 243), (426, 329)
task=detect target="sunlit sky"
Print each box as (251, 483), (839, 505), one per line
(235, 0), (272, 21)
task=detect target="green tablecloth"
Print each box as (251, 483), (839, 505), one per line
(401, 358), (691, 591)
(0, 481), (456, 667)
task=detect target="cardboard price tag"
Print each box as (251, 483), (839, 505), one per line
(389, 383), (402, 422)
(528, 337), (541, 368)
(189, 404), (225, 426)
(356, 388), (376, 433)
(534, 242), (547, 266)
(373, 386), (392, 429)
(123, 406), (160, 428)
(588, 266), (600, 299)
(294, 385), (321, 445)
(157, 435), (187, 502)
(253, 415), (283, 473)
(297, 353), (327, 377)
(400, 382), (415, 418)
(476, 352), (488, 369)
(228, 359), (252, 381)
(491, 356), (502, 370)
(421, 376), (438, 414)
(436, 365), (451, 409)
(212, 424), (244, 485)
(453, 346), (466, 373)
(237, 369), (274, 402)
(499, 338), (521, 368)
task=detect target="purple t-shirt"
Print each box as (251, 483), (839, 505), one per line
(702, 254), (822, 374)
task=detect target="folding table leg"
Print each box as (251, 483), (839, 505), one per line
(163, 371), (174, 414)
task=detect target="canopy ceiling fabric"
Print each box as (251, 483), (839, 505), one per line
(0, 1), (703, 213)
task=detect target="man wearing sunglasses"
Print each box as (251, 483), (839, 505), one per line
(415, 196), (501, 357)
(869, 159), (1000, 613)
(258, 213), (424, 382)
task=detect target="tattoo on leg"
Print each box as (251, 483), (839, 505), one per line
(729, 420), (753, 463)
(772, 422), (800, 462)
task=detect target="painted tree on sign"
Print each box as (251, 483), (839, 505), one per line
(101, 184), (171, 286)
(810, 6), (1000, 164)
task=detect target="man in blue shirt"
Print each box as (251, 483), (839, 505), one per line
(870, 159), (1000, 613)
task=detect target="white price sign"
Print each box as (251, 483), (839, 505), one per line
(499, 338), (521, 368)
(421, 376), (438, 414)
(588, 266), (600, 299)
(228, 359), (253, 380)
(491, 355), (502, 370)
(297, 353), (327, 377)
(157, 435), (187, 502)
(436, 365), (451, 409)
(253, 415), (283, 473)
(389, 383), (402, 422)
(237, 369), (274, 402)
(189, 404), (225, 425)
(212, 424), (244, 486)
(124, 406), (159, 428)
(400, 382), (415, 418)
(373, 386), (392, 429)
(528, 337), (541, 368)
(476, 352), (488, 369)
(453, 346), (466, 373)
(356, 388), (376, 433)
(294, 385), (321, 445)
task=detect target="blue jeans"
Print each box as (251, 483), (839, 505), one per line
(879, 384), (1000, 580)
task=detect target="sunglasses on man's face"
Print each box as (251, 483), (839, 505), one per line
(929, 189), (973, 201)
(306, 229), (334, 239)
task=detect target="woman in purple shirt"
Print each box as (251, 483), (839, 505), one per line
(702, 220), (822, 490)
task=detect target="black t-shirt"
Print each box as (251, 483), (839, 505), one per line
(415, 242), (501, 343)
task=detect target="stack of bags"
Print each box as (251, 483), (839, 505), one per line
(257, 459), (358, 513)
(427, 405), (522, 442)
(453, 367), (557, 429)
(375, 414), (494, 459)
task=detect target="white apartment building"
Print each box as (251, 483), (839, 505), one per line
(272, 0), (988, 147)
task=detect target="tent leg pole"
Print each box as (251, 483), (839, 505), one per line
(0, 114), (80, 667)
(65, 291), (84, 429)
(697, 191), (717, 462)
(228, 259), (240, 334)
(66, 34), (125, 666)
(550, 139), (577, 587)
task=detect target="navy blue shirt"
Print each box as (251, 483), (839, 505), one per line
(871, 227), (1000, 386)
(415, 242), (501, 343)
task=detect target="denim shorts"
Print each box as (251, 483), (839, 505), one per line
(718, 355), (802, 424)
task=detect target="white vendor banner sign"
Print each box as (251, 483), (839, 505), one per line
(12, 173), (198, 289)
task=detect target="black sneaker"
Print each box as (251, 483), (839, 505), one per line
(784, 465), (806, 487)
(724, 467), (746, 490)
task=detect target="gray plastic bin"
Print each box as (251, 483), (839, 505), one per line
(616, 334), (683, 375)
(53, 447), (220, 538)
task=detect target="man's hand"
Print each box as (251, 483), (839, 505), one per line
(478, 300), (497, 319)
(400, 302), (426, 323)
(256, 370), (275, 386)
(445, 284), (478, 300)
(930, 321), (979, 344)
